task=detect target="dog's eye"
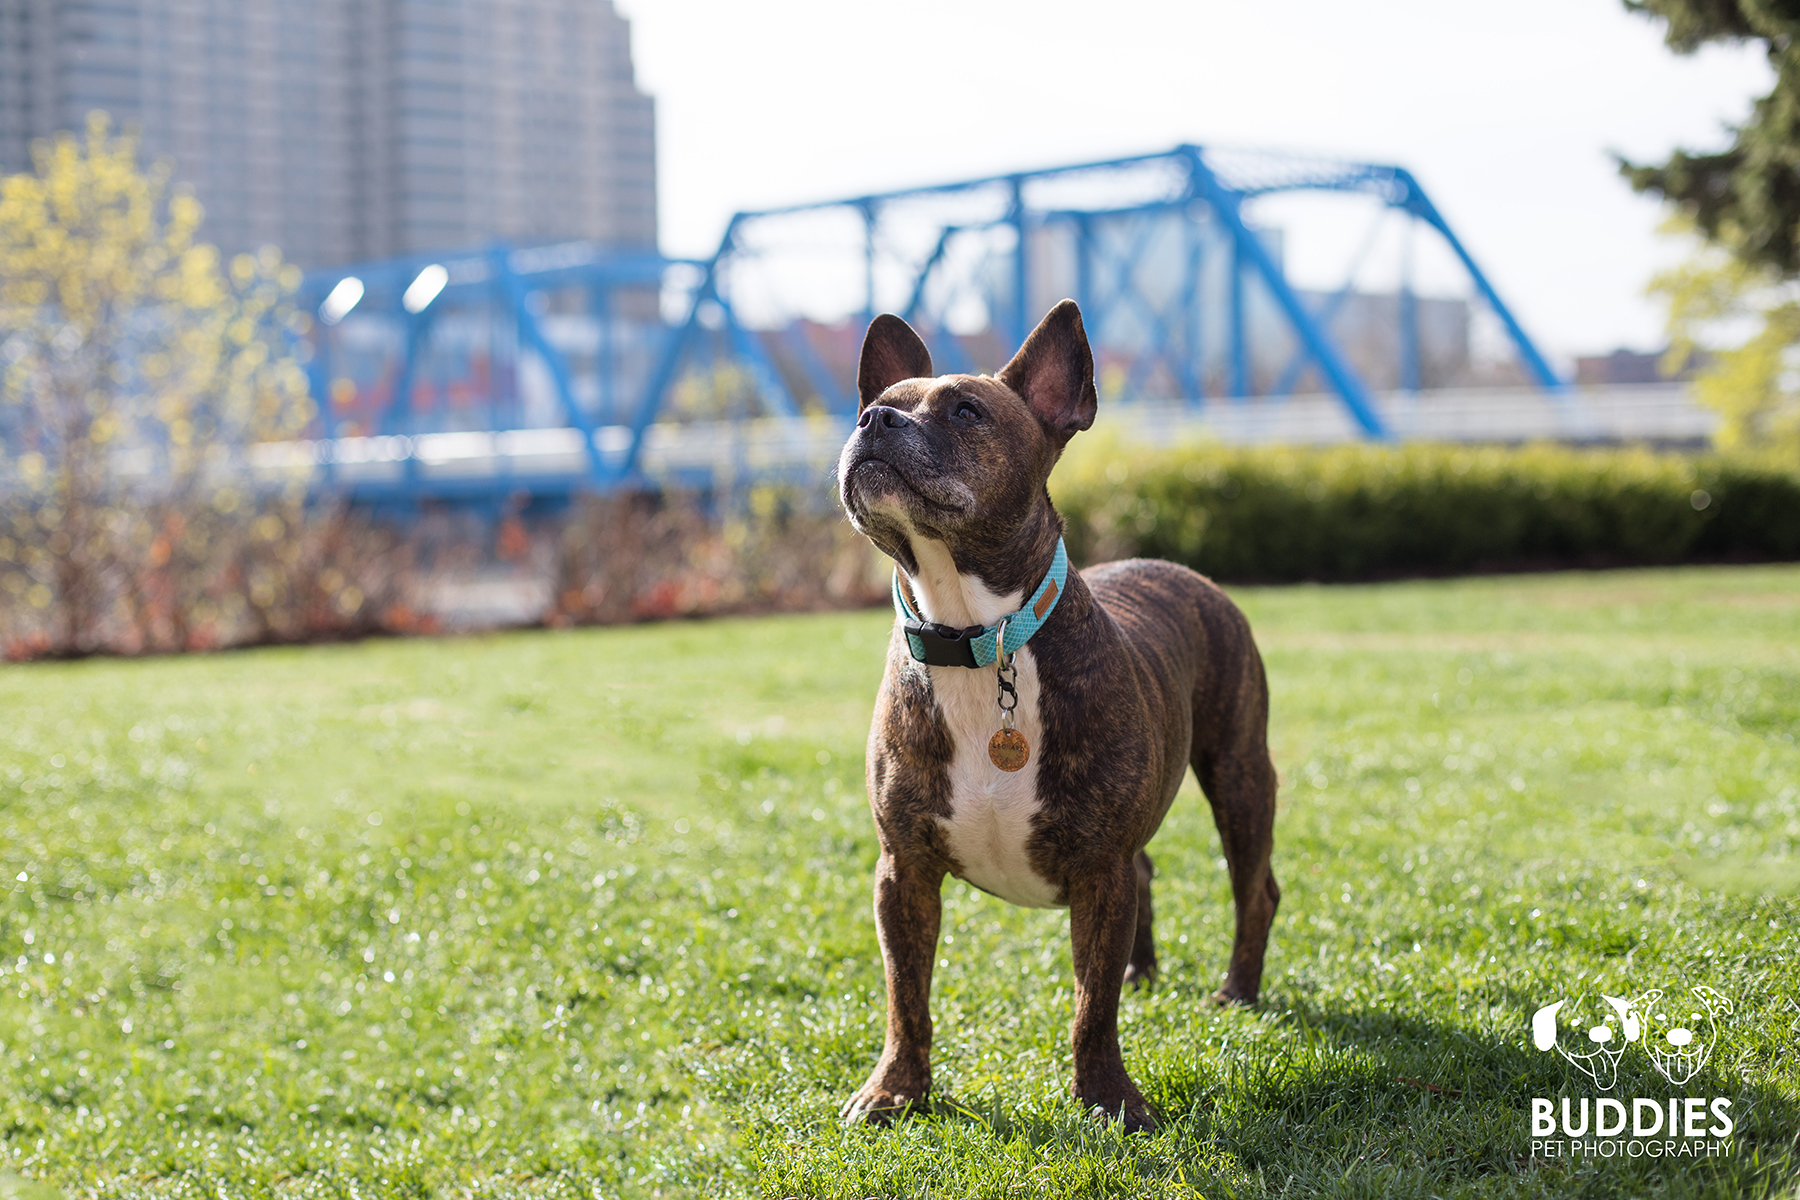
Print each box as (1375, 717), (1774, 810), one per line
(955, 401), (981, 422)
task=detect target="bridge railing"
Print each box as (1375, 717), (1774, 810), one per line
(231, 384), (1709, 504)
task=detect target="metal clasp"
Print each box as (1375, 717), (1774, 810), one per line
(994, 618), (1019, 731)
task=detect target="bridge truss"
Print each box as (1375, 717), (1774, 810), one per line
(290, 144), (1565, 500)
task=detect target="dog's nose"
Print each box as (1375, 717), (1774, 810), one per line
(858, 405), (913, 432)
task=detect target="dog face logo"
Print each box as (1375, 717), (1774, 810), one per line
(1638, 987), (1731, 1085)
(1532, 993), (1645, 1091)
(1532, 986), (1734, 1088)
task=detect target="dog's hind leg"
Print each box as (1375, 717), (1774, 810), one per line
(1193, 652), (1280, 1006)
(1123, 849), (1157, 988)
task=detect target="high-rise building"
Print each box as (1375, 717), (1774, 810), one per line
(0, 0), (657, 267)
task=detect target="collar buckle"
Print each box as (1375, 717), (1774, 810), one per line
(901, 619), (985, 668)
(891, 535), (1070, 669)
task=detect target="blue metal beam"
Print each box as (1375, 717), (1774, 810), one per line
(781, 324), (852, 414)
(735, 148), (1186, 221)
(860, 200), (878, 325)
(1083, 210), (1204, 401)
(1100, 219), (1203, 404)
(1269, 209), (1388, 397)
(1398, 219), (1421, 394)
(1184, 147), (1389, 437)
(1007, 176), (1028, 350)
(1393, 168), (1564, 392)
(499, 247), (607, 482)
(1074, 214), (1095, 329)
(615, 222), (735, 483)
(384, 308), (436, 491)
(590, 282), (615, 423)
(716, 295), (801, 419)
(299, 322), (338, 484)
(1178, 206), (1204, 403)
(901, 225), (960, 324)
(1228, 234), (1249, 401)
(893, 224), (986, 377)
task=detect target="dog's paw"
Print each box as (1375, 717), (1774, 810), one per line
(1120, 1100), (1160, 1135)
(1123, 960), (1158, 989)
(840, 1079), (927, 1126)
(1210, 962), (1267, 1006)
(1075, 1075), (1158, 1135)
(1082, 1094), (1159, 1135)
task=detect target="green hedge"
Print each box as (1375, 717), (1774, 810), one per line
(1050, 441), (1800, 582)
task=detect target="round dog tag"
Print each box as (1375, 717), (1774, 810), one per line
(988, 729), (1030, 772)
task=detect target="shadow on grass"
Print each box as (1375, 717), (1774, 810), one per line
(1119, 992), (1800, 1198)
(715, 973), (1798, 1197)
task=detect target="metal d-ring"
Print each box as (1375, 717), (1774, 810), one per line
(994, 618), (1019, 732)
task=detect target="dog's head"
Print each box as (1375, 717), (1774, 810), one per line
(836, 300), (1097, 581)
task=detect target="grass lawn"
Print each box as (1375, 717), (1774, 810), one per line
(1, 564), (1797, 1199)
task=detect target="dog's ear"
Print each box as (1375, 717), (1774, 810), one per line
(857, 314), (934, 409)
(999, 299), (1097, 443)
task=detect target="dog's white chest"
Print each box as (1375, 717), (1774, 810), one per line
(929, 650), (1062, 909)
(886, 534), (1062, 909)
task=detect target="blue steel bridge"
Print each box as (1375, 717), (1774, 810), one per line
(279, 143), (1593, 505)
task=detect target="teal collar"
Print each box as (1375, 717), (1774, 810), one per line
(891, 537), (1070, 668)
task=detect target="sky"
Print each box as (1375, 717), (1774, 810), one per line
(613, 0), (1769, 363)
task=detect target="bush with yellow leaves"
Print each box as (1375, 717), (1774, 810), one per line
(0, 114), (341, 655)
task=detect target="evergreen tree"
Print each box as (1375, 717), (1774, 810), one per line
(1622, 0), (1800, 275)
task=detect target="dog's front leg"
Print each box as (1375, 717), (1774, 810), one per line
(842, 852), (944, 1123)
(1068, 856), (1156, 1132)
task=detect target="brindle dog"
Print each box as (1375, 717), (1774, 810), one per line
(835, 300), (1280, 1134)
